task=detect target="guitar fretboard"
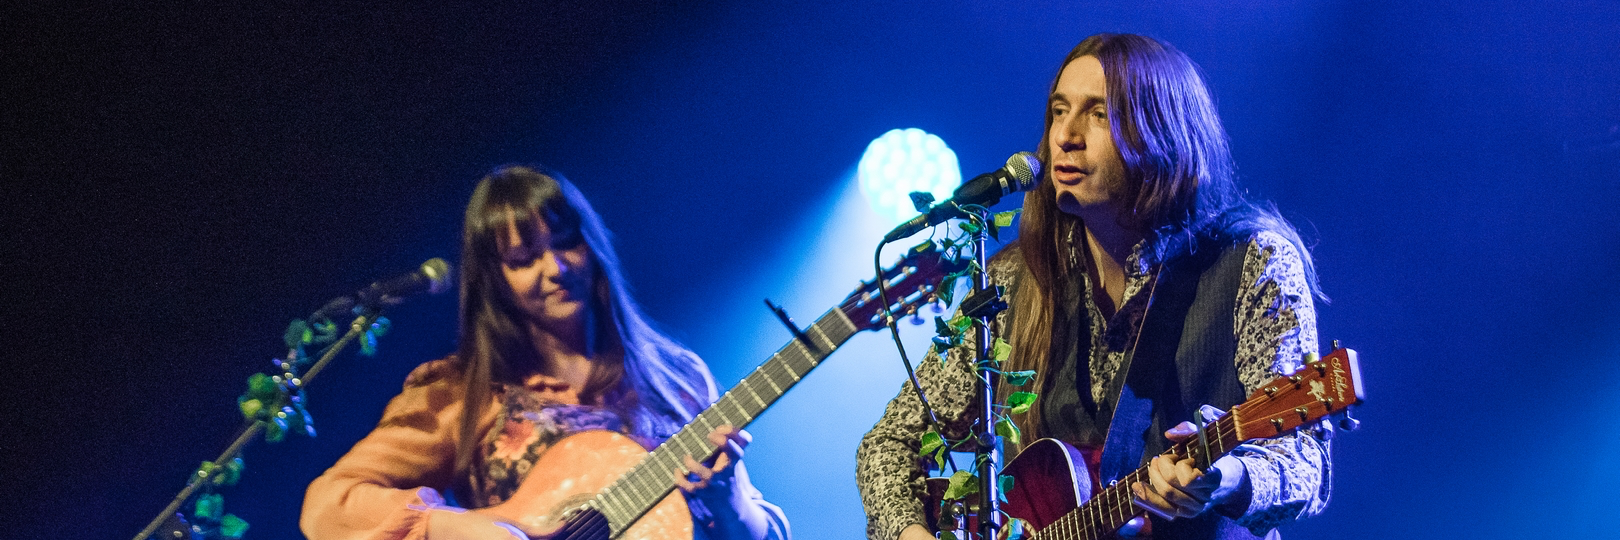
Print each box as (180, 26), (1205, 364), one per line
(1035, 415), (1243, 540)
(590, 307), (859, 537)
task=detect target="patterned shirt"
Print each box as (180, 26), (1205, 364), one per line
(855, 231), (1331, 540)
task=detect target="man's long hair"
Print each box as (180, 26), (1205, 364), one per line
(1002, 34), (1322, 450)
(453, 166), (717, 480)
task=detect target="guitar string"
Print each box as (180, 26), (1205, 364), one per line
(1035, 414), (1240, 540)
(597, 312), (856, 522)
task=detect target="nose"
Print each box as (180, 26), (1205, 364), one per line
(1055, 116), (1085, 152)
(539, 249), (568, 280)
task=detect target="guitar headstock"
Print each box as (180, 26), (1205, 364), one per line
(1232, 347), (1365, 439)
(839, 241), (971, 333)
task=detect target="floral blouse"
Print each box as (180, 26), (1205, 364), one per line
(855, 231), (1332, 540)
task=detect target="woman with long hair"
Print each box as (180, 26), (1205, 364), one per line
(303, 166), (788, 540)
(857, 34), (1331, 540)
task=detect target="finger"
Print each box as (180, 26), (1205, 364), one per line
(1172, 458), (1210, 502)
(708, 424), (739, 446)
(673, 466), (702, 492)
(709, 449), (733, 474)
(1164, 421), (1198, 443)
(1147, 457), (1202, 517)
(1131, 481), (1176, 520)
(683, 455), (715, 482)
(729, 428), (753, 451)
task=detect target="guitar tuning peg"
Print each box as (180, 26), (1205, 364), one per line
(1333, 410), (1361, 432)
(907, 305), (923, 324)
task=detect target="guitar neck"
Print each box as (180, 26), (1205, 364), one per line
(1037, 416), (1244, 540)
(590, 306), (860, 537)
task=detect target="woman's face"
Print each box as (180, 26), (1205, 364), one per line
(498, 215), (594, 330)
(1046, 55), (1129, 218)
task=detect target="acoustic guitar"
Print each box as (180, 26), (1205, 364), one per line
(931, 347), (1364, 539)
(480, 242), (968, 539)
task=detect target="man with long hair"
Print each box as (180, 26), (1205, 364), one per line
(857, 34), (1330, 540)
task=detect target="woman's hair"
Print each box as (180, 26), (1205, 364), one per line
(1002, 34), (1323, 449)
(453, 165), (717, 475)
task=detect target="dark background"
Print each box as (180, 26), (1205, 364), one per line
(4, 1), (1618, 539)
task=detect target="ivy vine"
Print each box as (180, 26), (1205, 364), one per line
(914, 207), (1036, 539)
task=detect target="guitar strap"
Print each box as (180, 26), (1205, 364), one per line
(1096, 245), (1215, 485)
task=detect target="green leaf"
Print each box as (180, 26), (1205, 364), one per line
(1006, 391), (1038, 415)
(247, 373), (277, 399)
(995, 417), (1021, 446)
(940, 532), (959, 540)
(219, 513), (250, 539)
(933, 316), (953, 338)
(284, 319), (312, 349)
(958, 220), (983, 235)
(991, 338), (1012, 364)
(194, 461), (217, 485)
(265, 417), (286, 443)
(994, 209), (1022, 229)
(221, 457), (243, 486)
(1003, 518), (1027, 540)
(948, 315), (973, 334)
(999, 474), (1015, 503)
(919, 430), (944, 456)
(238, 398), (263, 421)
(943, 469), (980, 500)
(194, 493), (223, 521)
(1002, 370), (1036, 386)
(937, 275), (958, 307)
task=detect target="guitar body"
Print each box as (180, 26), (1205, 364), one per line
(925, 439), (1110, 535)
(480, 430), (694, 540)
(1000, 438), (1098, 533)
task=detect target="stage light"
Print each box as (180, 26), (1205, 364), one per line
(857, 128), (962, 225)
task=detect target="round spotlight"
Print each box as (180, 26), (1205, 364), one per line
(858, 128), (962, 225)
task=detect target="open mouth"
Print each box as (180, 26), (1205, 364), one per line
(1051, 164), (1089, 184)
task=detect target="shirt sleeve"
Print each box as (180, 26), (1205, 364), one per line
(855, 253), (1022, 540)
(300, 359), (499, 540)
(1224, 231), (1333, 534)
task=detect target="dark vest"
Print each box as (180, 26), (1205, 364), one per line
(1031, 238), (1273, 540)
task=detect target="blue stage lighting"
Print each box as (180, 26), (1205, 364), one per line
(858, 128), (962, 225)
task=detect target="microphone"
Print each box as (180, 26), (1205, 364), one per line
(311, 258), (454, 321)
(882, 152), (1041, 242)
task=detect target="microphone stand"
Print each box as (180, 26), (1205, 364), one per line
(955, 207), (1008, 540)
(879, 200), (1010, 540)
(133, 309), (383, 540)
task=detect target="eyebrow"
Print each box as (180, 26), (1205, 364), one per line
(1050, 92), (1107, 108)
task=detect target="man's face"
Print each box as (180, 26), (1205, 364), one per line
(1046, 55), (1130, 219)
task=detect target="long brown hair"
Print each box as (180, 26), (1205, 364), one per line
(453, 166), (717, 478)
(1000, 34), (1322, 451)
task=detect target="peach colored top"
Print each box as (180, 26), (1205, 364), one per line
(300, 359), (500, 540)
